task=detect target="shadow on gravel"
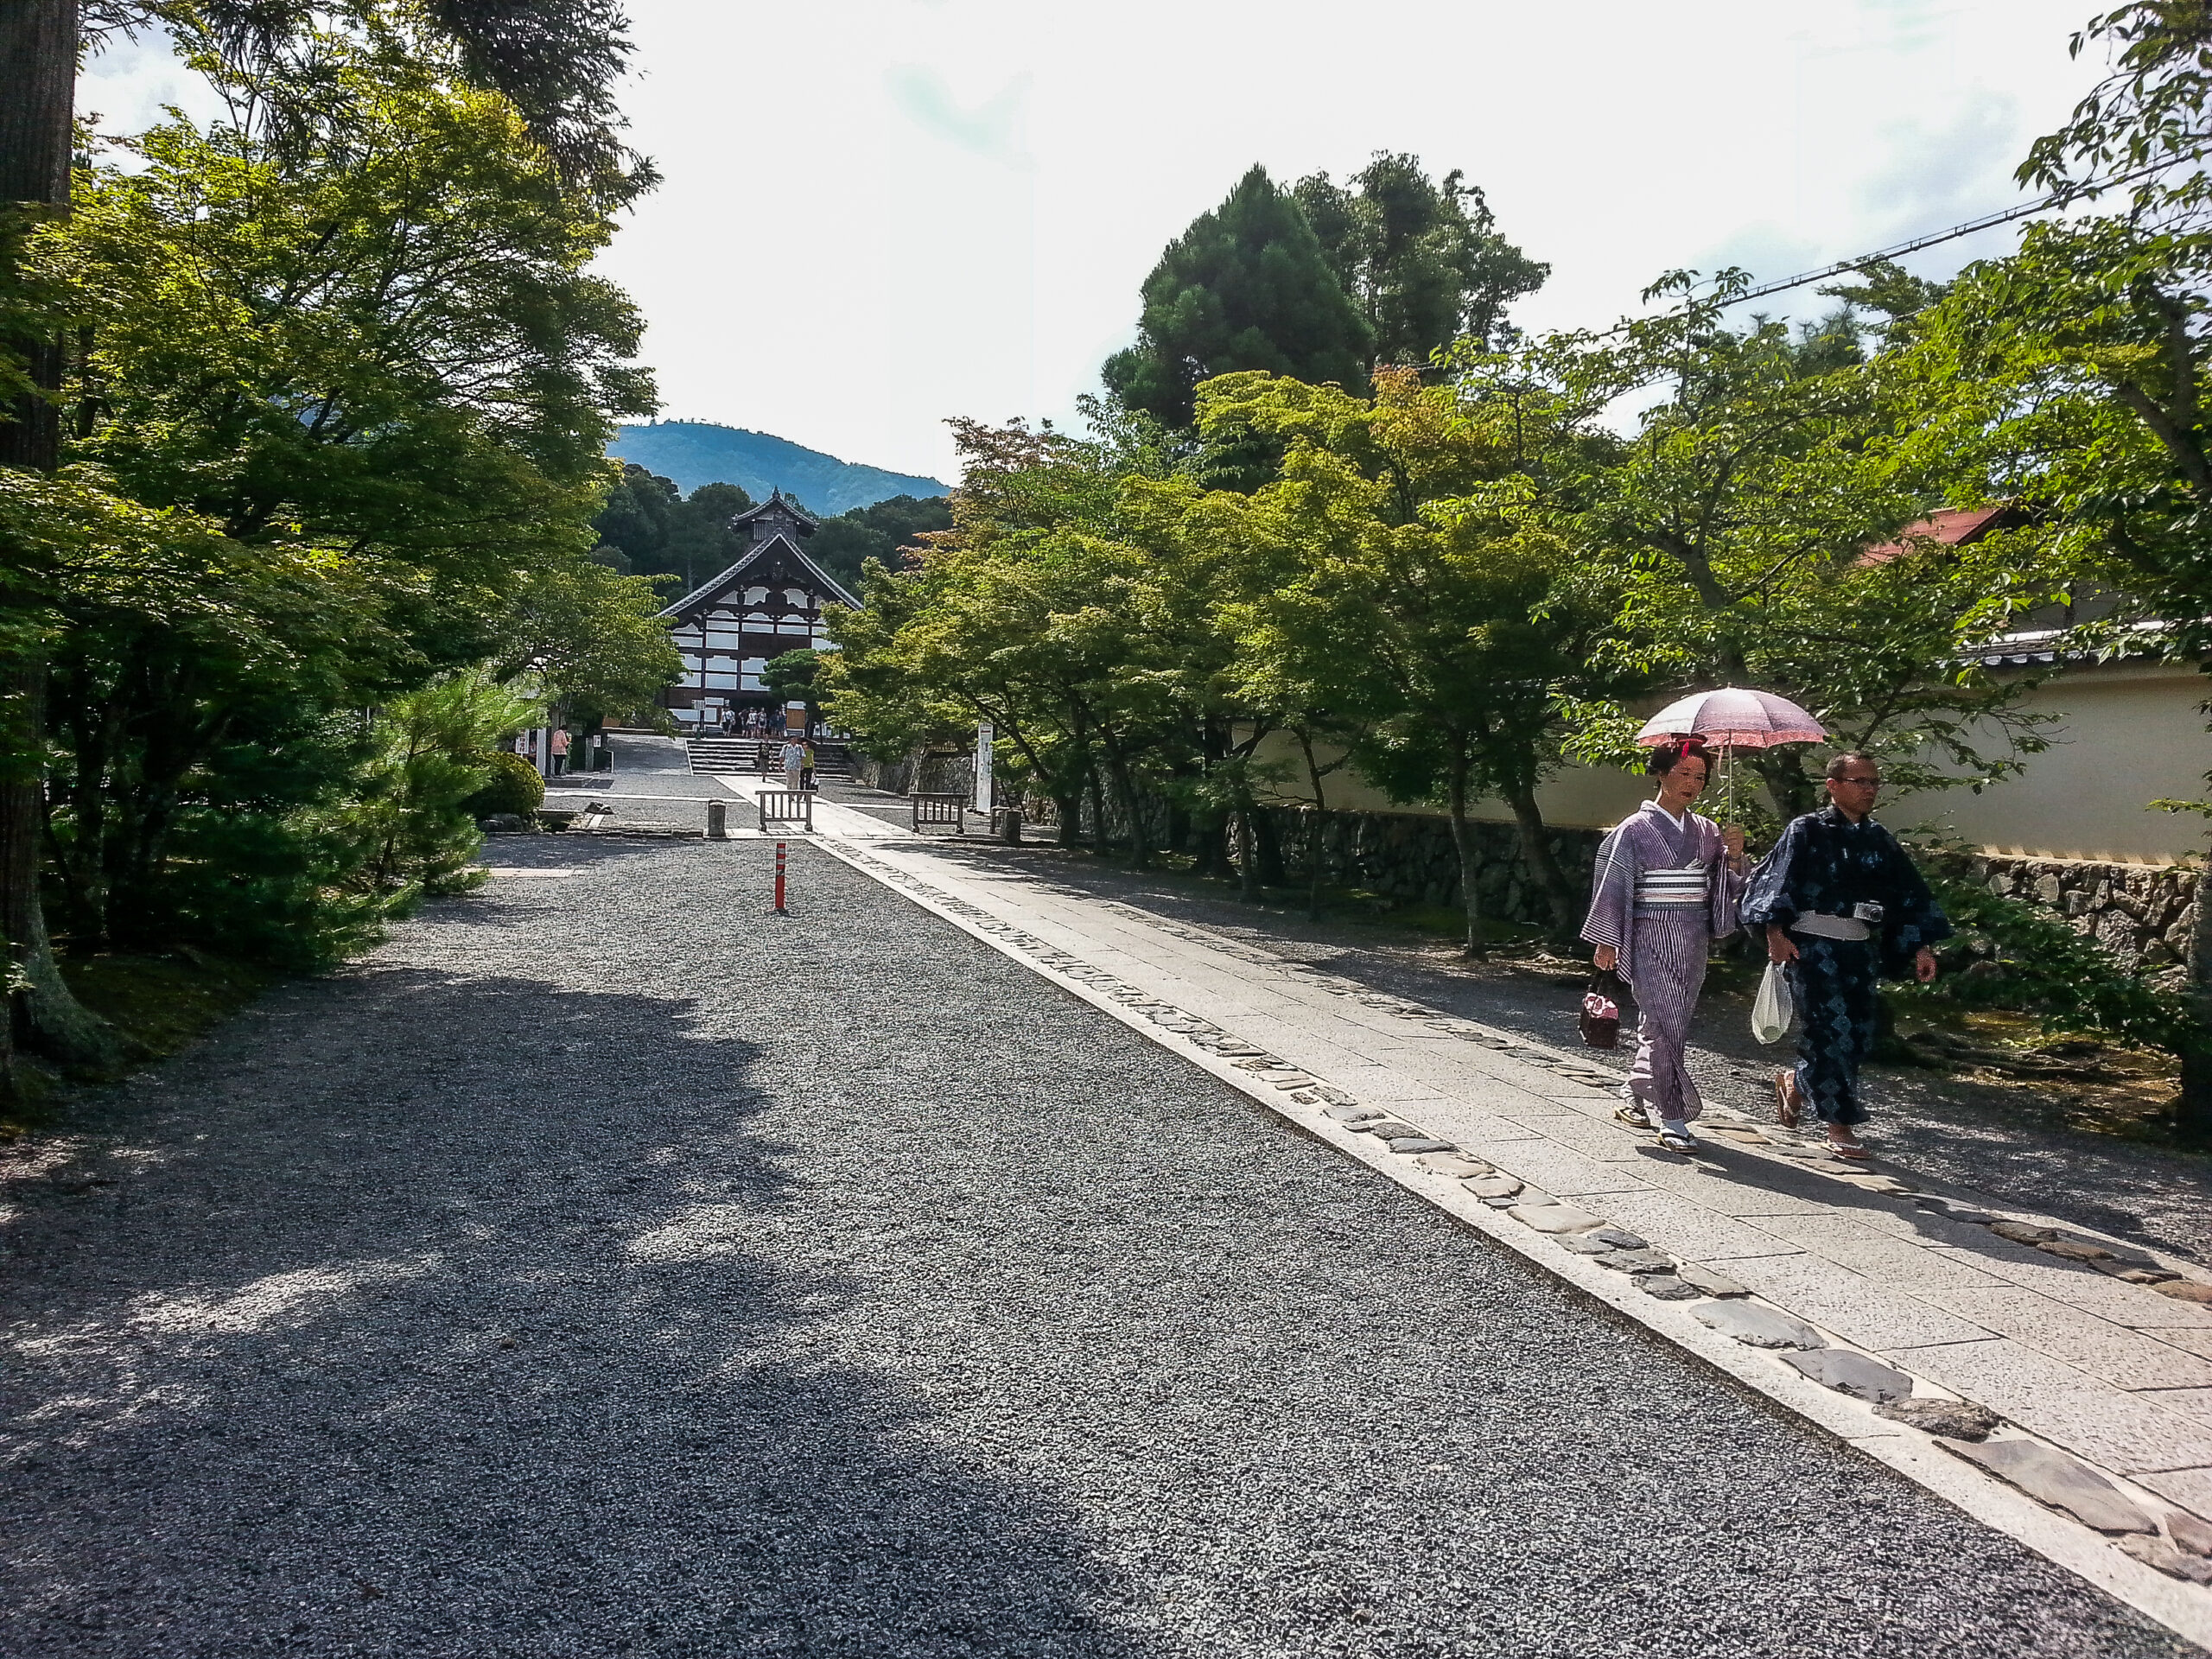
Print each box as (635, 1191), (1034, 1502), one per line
(0, 965), (1137, 1658)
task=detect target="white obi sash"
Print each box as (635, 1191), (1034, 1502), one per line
(1634, 864), (1711, 908)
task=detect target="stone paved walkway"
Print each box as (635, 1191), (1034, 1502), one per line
(695, 765), (2212, 1645)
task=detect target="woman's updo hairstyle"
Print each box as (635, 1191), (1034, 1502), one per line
(1645, 738), (1714, 778)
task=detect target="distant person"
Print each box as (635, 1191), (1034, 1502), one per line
(549, 726), (570, 777)
(800, 741), (817, 792)
(1741, 752), (1950, 1160)
(720, 709), (734, 735)
(780, 736), (805, 795)
(1581, 740), (1745, 1153)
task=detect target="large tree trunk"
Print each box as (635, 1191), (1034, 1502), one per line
(1299, 730), (1329, 923)
(1251, 802), (1287, 888)
(1505, 782), (1579, 946)
(1, 0), (76, 470)
(1445, 744), (1484, 957)
(3, 0), (118, 1075)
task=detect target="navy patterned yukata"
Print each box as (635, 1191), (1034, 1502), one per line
(1581, 801), (1743, 1122)
(1739, 807), (1951, 1127)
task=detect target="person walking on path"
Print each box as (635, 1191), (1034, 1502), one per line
(800, 741), (817, 792)
(1740, 752), (1950, 1160)
(780, 736), (805, 796)
(1582, 741), (1747, 1153)
(549, 726), (570, 778)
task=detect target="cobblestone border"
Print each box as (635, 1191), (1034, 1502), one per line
(817, 839), (2212, 1646)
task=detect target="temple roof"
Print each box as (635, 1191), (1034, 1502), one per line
(727, 489), (820, 533)
(657, 531), (861, 619)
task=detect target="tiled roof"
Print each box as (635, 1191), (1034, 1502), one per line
(1860, 505), (2017, 566)
(656, 532), (861, 619)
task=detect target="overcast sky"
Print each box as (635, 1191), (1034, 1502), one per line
(85, 0), (2113, 484)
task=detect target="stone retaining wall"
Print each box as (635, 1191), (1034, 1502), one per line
(855, 748), (974, 798)
(1931, 851), (2201, 974)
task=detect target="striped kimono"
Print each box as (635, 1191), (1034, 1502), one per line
(1580, 800), (1744, 1122)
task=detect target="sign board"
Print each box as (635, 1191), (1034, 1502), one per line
(974, 722), (995, 814)
(785, 701), (806, 736)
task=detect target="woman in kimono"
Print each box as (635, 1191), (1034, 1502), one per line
(1581, 740), (1746, 1152)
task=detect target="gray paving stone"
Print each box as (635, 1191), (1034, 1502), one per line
(1991, 1221), (2059, 1245)
(1916, 1198), (1993, 1224)
(1782, 1348), (1915, 1402)
(2169, 1509), (2212, 1556)
(1356, 1122), (1427, 1140)
(1638, 1274), (1702, 1302)
(1463, 1174), (1522, 1200)
(2120, 1535), (2212, 1584)
(1693, 1301), (1824, 1350)
(1596, 1248), (1676, 1274)
(1506, 1203), (1603, 1235)
(1387, 1139), (1458, 1154)
(1942, 1439), (2156, 1534)
(1414, 1155), (1491, 1179)
(1675, 1262), (1750, 1299)
(1827, 1173), (1916, 1197)
(2037, 1238), (2117, 1263)
(1876, 1398), (2002, 1440)
(1586, 1226), (1649, 1250)
(1556, 1234), (1617, 1255)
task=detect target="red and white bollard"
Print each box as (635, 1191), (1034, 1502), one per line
(773, 840), (787, 915)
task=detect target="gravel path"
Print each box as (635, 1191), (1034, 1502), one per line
(0, 837), (2190, 1657)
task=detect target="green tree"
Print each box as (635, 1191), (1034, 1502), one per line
(1293, 153), (1548, 372)
(827, 414), (1183, 856)
(1103, 166), (1373, 429)
(1198, 369), (1631, 950)
(1, 0), (652, 1073)
(340, 668), (537, 901)
(22, 16), (652, 971)
(805, 493), (953, 593)
(592, 463), (679, 572)
(1885, 0), (2212, 1132)
(1490, 280), (2056, 827)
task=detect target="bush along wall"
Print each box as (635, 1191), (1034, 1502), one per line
(861, 753), (2204, 988)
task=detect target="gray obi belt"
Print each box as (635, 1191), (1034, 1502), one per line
(1633, 865), (1710, 908)
(1790, 912), (1873, 942)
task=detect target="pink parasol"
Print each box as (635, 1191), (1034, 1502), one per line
(1635, 687), (1826, 751)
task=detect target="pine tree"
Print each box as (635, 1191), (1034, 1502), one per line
(1103, 166), (1372, 429)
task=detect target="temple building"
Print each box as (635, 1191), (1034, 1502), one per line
(656, 492), (859, 729)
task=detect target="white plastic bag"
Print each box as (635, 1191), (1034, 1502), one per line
(1751, 961), (1794, 1046)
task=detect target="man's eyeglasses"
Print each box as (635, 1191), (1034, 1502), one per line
(1833, 775), (1881, 788)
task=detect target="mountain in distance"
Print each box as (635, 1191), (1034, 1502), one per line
(607, 421), (950, 517)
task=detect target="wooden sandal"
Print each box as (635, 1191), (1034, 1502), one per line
(1774, 1071), (1802, 1129)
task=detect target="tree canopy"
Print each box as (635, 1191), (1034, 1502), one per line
(1294, 153), (1548, 371)
(1103, 166), (1373, 429)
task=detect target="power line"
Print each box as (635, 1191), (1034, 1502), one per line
(1718, 159), (2177, 310)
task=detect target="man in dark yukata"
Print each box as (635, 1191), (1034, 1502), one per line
(1739, 752), (1950, 1160)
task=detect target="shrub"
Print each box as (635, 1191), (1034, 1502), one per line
(1893, 870), (2190, 1055)
(461, 750), (545, 819)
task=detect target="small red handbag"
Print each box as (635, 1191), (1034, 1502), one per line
(1580, 969), (1624, 1049)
